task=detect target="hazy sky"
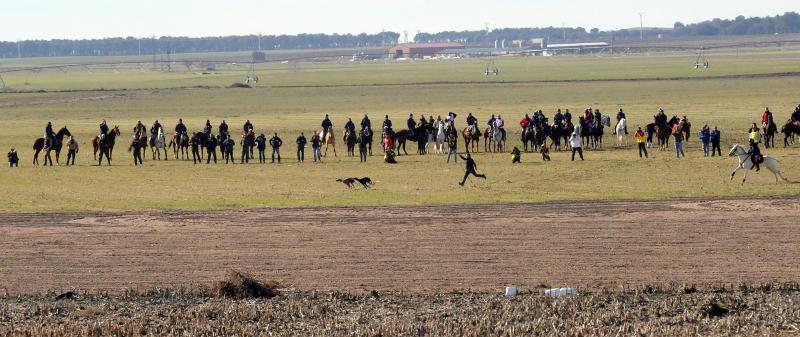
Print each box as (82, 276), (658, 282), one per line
(2, 0), (797, 41)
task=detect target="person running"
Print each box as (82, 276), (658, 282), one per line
(269, 133), (283, 163)
(747, 138), (762, 171)
(7, 148), (19, 167)
(321, 114), (333, 141)
(710, 126), (722, 157)
(458, 152), (486, 186)
(255, 133), (267, 163)
(311, 133), (322, 162)
(296, 132), (307, 162)
(570, 132), (583, 161)
(634, 127), (648, 158)
(66, 136), (78, 165)
(511, 146), (521, 163)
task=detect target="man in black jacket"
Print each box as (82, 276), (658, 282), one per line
(458, 153), (486, 186)
(296, 132), (307, 162)
(269, 132), (283, 163)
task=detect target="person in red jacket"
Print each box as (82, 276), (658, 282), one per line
(761, 107), (773, 127)
(519, 114), (530, 129)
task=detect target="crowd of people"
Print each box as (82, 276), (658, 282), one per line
(15, 104), (800, 184)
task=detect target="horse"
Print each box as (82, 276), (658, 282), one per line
(490, 127), (505, 153)
(656, 117), (679, 151)
(92, 126), (120, 161)
(645, 123), (656, 148)
(549, 123), (564, 151)
(679, 119), (692, 142)
(533, 125), (548, 152)
(762, 120), (777, 148)
(461, 126), (480, 153)
(562, 122), (575, 150)
(362, 127), (374, 156)
(192, 132), (207, 159)
(728, 144), (788, 184)
(591, 120), (604, 149)
(149, 127), (168, 160)
(393, 129), (416, 155)
(169, 132), (189, 160)
(521, 125), (535, 152)
(615, 118), (628, 147)
(415, 124), (430, 155)
(781, 121), (800, 147)
(344, 128), (357, 157)
(33, 127), (72, 166)
(434, 121), (446, 154)
(317, 127), (337, 157)
(240, 131), (255, 163)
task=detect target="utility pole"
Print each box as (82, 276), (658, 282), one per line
(138, 39), (141, 56)
(639, 12), (644, 40)
(16, 40), (21, 58)
(562, 22), (566, 41)
(257, 33), (262, 51)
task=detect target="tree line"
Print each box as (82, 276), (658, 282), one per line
(1, 12), (799, 59)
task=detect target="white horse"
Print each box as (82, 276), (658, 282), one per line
(616, 118), (628, 147)
(151, 127), (168, 160)
(728, 144), (788, 184)
(434, 120), (446, 154)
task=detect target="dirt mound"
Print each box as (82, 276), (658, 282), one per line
(212, 270), (279, 299)
(228, 83), (252, 89)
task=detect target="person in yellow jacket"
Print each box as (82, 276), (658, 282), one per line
(748, 123), (761, 143)
(634, 127), (648, 158)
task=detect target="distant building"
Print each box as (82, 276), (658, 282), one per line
(388, 42), (465, 59)
(252, 51), (266, 61)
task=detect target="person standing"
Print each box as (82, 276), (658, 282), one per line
(710, 126), (722, 157)
(269, 133), (283, 163)
(748, 123), (761, 144)
(446, 133), (458, 163)
(698, 125), (711, 157)
(255, 133), (267, 163)
(634, 127), (648, 158)
(570, 132), (583, 161)
(7, 148), (19, 167)
(673, 130), (685, 158)
(311, 133), (322, 162)
(66, 136), (79, 165)
(296, 132), (307, 162)
(358, 131), (368, 163)
(458, 152), (486, 186)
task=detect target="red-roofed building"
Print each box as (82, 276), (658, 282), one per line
(388, 42), (465, 59)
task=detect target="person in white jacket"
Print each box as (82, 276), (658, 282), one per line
(570, 132), (583, 161)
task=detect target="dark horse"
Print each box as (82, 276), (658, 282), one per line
(362, 127), (374, 156)
(549, 123), (564, 151)
(393, 129), (416, 155)
(170, 132), (189, 160)
(782, 120), (800, 147)
(344, 128), (357, 157)
(33, 127), (72, 166)
(763, 120), (777, 148)
(655, 116), (679, 151)
(521, 125), (535, 152)
(92, 126), (120, 161)
(591, 119), (604, 149)
(192, 132), (208, 159)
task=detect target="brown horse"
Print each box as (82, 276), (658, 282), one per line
(462, 126), (480, 153)
(92, 126), (120, 160)
(33, 127), (72, 165)
(317, 127), (337, 157)
(343, 128), (357, 157)
(170, 132), (190, 160)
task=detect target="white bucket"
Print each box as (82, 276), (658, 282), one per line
(505, 287), (519, 296)
(545, 287), (577, 297)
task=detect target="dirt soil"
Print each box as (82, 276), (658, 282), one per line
(0, 196), (798, 293)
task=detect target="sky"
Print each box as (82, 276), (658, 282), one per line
(2, 0), (797, 41)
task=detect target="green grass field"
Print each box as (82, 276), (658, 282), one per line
(1, 50), (799, 212)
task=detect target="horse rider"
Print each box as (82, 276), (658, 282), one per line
(593, 109), (602, 124)
(428, 115), (435, 127)
(793, 105), (800, 125)
(151, 120), (162, 136)
(44, 122), (56, 148)
(344, 118), (356, 134)
(519, 114), (530, 130)
(747, 138), (763, 171)
(360, 114), (371, 131)
(132, 120), (143, 136)
(554, 109), (564, 127)
(616, 108), (627, 134)
(564, 109), (572, 125)
(203, 119), (212, 137)
(321, 114), (333, 141)
(447, 112), (457, 124)
(418, 114), (428, 129)
(761, 107), (773, 128)
(175, 118), (187, 137)
(487, 114), (496, 132)
(219, 120), (229, 138)
(581, 109), (592, 125)
(494, 115), (506, 139)
(406, 113), (416, 130)
(655, 109), (668, 128)
(243, 119), (254, 134)
(100, 119), (109, 137)
(382, 115), (393, 131)
(466, 113), (478, 134)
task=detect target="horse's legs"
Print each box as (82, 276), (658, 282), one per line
(730, 166), (741, 180)
(741, 168), (749, 184)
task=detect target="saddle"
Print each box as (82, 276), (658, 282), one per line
(753, 154), (764, 164)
